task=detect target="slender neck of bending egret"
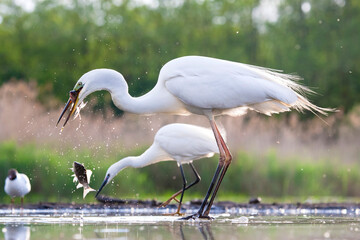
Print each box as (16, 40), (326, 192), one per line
(81, 69), (187, 114)
(112, 92), (157, 114)
(82, 69), (186, 114)
(112, 157), (143, 172)
(111, 144), (170, 175)
(112, 82), (188, 115)
(111, 86), (184, 115)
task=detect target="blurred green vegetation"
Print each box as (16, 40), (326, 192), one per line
(1, 141), (360, 203)
(0, 0), (358, 113)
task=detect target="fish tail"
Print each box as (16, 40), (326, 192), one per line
(83, 186), (96, 199)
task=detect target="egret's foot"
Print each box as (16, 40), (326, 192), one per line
(162, 211), (185, 216)
(180, 212), (213, 220)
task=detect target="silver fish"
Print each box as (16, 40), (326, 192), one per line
(71, 161), (95, 198)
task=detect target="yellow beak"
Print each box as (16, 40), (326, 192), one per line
(56, 88), (81, 127)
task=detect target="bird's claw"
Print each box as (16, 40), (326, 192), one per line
(162, 211), (185, 216)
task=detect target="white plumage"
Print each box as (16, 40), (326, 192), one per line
(96, 123), (220, 215)
(58, 55), (332, 219)
(104, 123), (218, 176)
(64, 56), (329, 118)
(4, 169), (31, 206)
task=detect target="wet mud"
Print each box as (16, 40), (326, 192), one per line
(1, 195), (360, 214)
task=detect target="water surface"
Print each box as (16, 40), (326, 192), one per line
(1, 207), (360, 239)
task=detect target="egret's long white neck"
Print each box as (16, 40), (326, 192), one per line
(79, 69), (187, 115)
(108, 143), (171, 178)
(112, 89), (175, 115)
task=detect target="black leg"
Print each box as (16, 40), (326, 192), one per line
(160, 163), (201, 208)
(177, 164), (187, 209)
(188, 162), (201, 189)
(182, 117), (231, 220)
(203, 123), (232, 216)
(203, 161), (231, 216)
(181, 162), (224, 220)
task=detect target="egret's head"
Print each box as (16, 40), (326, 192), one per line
(56, 69), (127, 128)
(95, 163), (120, 198)
(56, 80), (85, 127)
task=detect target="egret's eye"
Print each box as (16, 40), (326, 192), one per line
(74, 82), (83, 91)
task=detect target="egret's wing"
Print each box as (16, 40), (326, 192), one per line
(163, 56), (300, 116)
(166, 69), (295, 110)
(155, 123), (219, 161)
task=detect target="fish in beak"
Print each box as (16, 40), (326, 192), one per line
(96, 174), (110, 198)
(56, 83), (83, 128)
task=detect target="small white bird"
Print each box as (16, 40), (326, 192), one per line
(96, 123), (220, 215)
(57, 56), (333, 219)
(4, 169), (31, 207)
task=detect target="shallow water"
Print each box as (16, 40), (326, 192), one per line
(1, 207), (360, 240)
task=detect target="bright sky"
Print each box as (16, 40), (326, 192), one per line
(252, 0), (280, 24)
(13, 0), (36, 12)
(8, 0), (281, 21)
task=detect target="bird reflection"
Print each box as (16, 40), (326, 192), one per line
(198, 223), (215, 240)
(180, 222), (215, 240)
(3, 224), (30, 240)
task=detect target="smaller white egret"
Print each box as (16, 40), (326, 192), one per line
(96, 123), (221, 215)
(4, 169), (31, 207)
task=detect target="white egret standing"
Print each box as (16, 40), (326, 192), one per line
(57, 55), (333, 219)
(4, 169), (31, 208)
(95, 123), (221, 215)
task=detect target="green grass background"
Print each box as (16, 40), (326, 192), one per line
(1, 140), (360, 204)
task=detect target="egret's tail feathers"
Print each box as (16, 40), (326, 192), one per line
(294, 94), (337, 116)
(83, 186), (96, 199)
(249, 100), (291, 116)
(246, 64), (315, 96)
(249, 96), (336, 120)
(292, 95), (337, 125)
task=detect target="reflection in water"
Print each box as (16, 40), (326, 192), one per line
(1, 214), (360, 239)
(180, 223), (215, 240)
(198, 223), (215, 240)
(2, 224), (30, 240)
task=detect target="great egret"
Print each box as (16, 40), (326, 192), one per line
(4, 169), (31, 207)
(95, 123), (220, 215)
(57, 55), (332, 219)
